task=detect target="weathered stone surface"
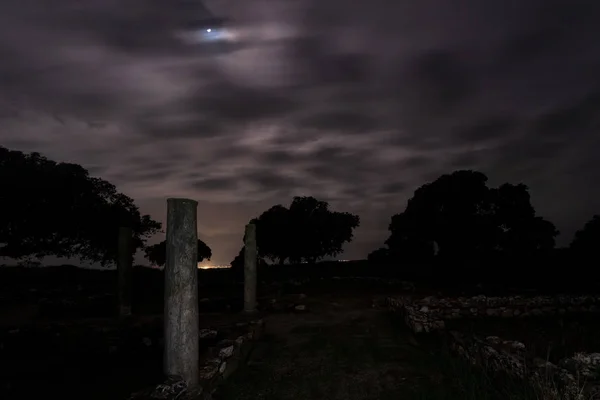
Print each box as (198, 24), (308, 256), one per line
(387, 294), (600, 333)
(235, 335), (245, 347)
(164, 198), (200, 388)
(199, 329), (218, 339)
(218, 361), (227, 374)
(128, 318), (265, 400)
(198, 360), (220, 380)
(388, 294), (600, 399)
(129, 375), (190, 400)
(218, 343), (235, 359)
(243, 223), (258, 313)
(448, 330), (597, 400)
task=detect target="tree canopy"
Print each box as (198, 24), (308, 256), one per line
(570, 215), (600, 257)
(0, 146), (161, 265)
(367, 247), (390, 264)
(144, 239), (212, 267)
(232, 196), (360, 265)
(378, 170), (558, 262)
(229, 244), (267, 272)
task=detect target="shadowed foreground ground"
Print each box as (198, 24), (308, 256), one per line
(215, 295), (430, 400)
(215, 293), (544, 400)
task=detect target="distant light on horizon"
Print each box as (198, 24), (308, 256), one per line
(197, 263), (230, 269)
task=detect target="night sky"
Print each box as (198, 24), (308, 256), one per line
(1, 0), (600, 266)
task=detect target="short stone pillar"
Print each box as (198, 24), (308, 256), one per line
(243, 223), (257, 313)
(117, 226), (133, 318)
(164, 198), (200, 388)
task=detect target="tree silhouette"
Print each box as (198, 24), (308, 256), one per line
(229, 245), (267, 271)
(367, 247), (389, 264)
(0, 146), (161, 265)
(254, 206), (291, 264)
(144, 239), (212, 267)
(381, 170), (558, 262)
(230, 219), (267, 272)
(230, 246), (245, 271)
(570, 215), (600, 258)
(255, 196), (360, 264)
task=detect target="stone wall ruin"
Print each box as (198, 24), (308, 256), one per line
(387, 294), (600, 399)
(129, 318), (264, 400)
(450, 331), (600, 400)
(387, 294), (600, 333)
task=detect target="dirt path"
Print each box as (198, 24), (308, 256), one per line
(215, 295), (432, 400)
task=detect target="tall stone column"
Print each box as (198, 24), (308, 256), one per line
(117, 226), (133, 318)
(243, 223), (257, 313)
(164, 198), (199, 388)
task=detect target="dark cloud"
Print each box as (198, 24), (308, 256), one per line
(501, 26), (567, 64)
(455, 117), (519, 143)
(402, 50), (475, 115)
(2, 0), (600, 264)
(259, 150), (302, 165)
(191, 82), (300, 122)
(380, 181), (408, 195)
(296, 110), (379, 134)
(498, 2), (600, 64)
(288, 38), (371, 86)
(394, 155), (433, 169)
(499, 136), (566, 164)
(243, 169), (300, 195)
(139, 114), (226, 140)
(532, 91), (600, 138)
(190, 176), (239, 191)
(112, 168), (174, 184)
(450, 152), (481, 169)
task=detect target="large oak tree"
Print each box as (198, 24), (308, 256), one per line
(376, 170), (558, 262)
(231, 196), (360, 265)
(144, 239), (212, 267)
(0, 146), (161, 265)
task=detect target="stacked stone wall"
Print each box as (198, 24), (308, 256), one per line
(387, 294), (600, 399)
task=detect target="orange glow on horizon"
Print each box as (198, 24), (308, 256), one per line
(197, 263), (230, 269)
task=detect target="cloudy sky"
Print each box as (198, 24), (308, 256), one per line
(1, 0), (600, 265)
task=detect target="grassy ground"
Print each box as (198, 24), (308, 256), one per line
(214, 294), (546, 400)
(3, 264), (592, 400)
